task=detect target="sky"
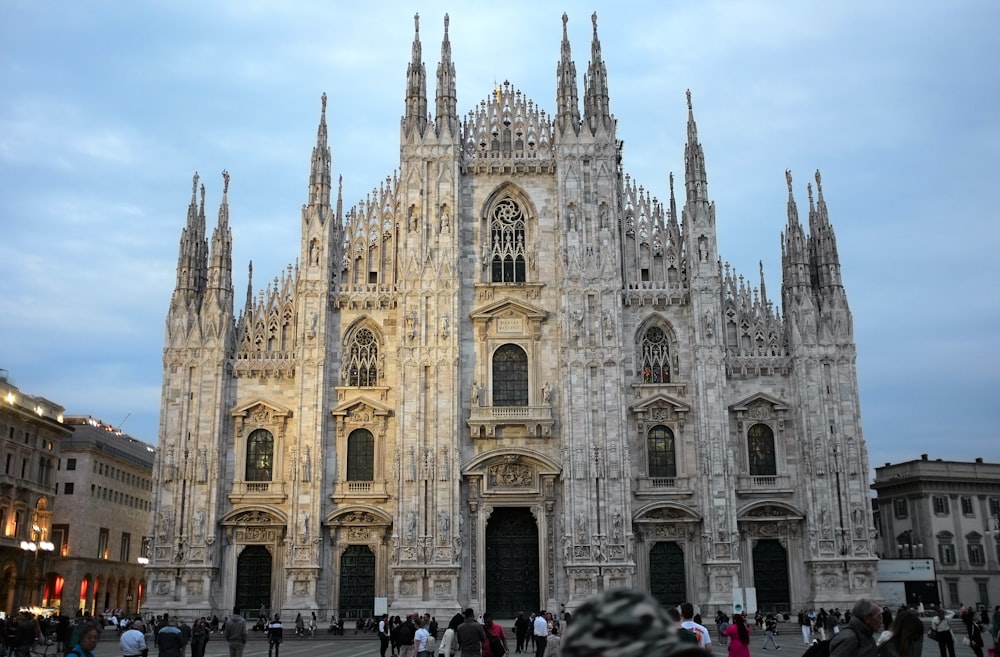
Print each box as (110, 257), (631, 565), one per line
(1, 1), (997, 474)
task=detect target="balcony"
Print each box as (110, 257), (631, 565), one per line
(331, 480), (390, 503)
(468, 405), (554, 439)
(736, 474), (794, 497)
(228, 480), (287, 504)
(634, 476), (694, 499)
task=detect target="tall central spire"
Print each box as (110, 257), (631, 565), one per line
(307, 93), (332, 212)
(683, 90), (709, 205)
(556, 13), (580, 137)
(403, 12), (428, 137)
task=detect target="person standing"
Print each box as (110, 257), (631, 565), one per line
(929, 607), (956, 657)
(798, 610), (812, 645)
(414, 617), (431, 657)
(680, 603), (713, 652)
(223, 607), (247, 657)
(190, 618), (209, 657)
(878, 609), (924, 657)
(532, 610), (548, 657)
(763, 613), (781, 650)
(67, 623), (101, 657)
(155, 619), (187, 657)
(121, 619), (148, 657)
(829, 598), (881, 657)
(513, 613), (529, 654)
(398, 614), (418, 657)
(968, 612), (986, 657)
(482, 613), (507, 657)
(723, 613), (751, 657)
(455, 609), (486, 657)
(379, 614), (392, 657)
(267, 613), (284, 657)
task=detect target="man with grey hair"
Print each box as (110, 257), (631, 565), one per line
(829, 598), (881, 657)
(120, 619), (148, 657)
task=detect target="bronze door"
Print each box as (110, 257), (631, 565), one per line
(235, 545), (272, 614)
(339, 544), (376, 618)
(485, 507), (539, 617)
(649, 541), (687, 607)
(752, 539), (790, 612)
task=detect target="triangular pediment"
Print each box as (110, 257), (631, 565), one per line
(470, 296), (548, 322)
(331, 395), (393, 418)
(230, 398), (293, 418)
(630, 392), (691, 413)
(729, 391), (790, 412)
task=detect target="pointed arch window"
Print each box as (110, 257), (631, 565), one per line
(346, 429), (374, 481)
(492, 344), (528, 406)
(647, 425), (677, 478)
(347, 327), (379, 387)
(640, 326), (671, 383)
(490, 198), (526, 283)
(246, 429), (274, 481)
(747, 423), (776, 476)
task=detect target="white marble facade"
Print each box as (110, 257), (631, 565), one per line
(146, 13), (876, 619)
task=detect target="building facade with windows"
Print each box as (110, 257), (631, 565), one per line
(0, 370), (70, 614)
(51, 416), (155, 616)
(872, 456), (1000, 610)
(146, 13), (876, 618)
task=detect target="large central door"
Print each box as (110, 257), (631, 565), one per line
(485, 507), (539, 617)
(649, 541), (687, 607)
(339, 545), (376, 619)
(235, 545), (272, 614)
(752, 539), (790, 612)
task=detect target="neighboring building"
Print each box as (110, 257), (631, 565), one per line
(0, 370), (70, 613)
(146, 13), (877, 618)
(54, 416), (155, 616)
(872, 455), (1000, 610)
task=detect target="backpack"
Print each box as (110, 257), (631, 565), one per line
(488, 633), (506, 657)
(803, 625), (857, 657)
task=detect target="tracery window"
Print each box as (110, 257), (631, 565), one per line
(246, 429), (273, 481)
(347, 327), (379, 387)
(647, 425), (677, 478)
(640, 326), (671, 383)
(747, 423), (776, 476)
(489, 198), (526, 283)
(492, 344), (528, 406)
(346, 429), (374, 481)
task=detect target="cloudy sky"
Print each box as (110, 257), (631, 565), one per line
(1, 1), (997, 473)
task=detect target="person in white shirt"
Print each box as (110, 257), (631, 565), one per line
(532, 611), (549, 657)
(679, 602), (713, 651)
(120, 619), (148, 657)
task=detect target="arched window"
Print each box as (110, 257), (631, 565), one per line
(246, 429), (273, 481)
(346, 429), (374, 481)
(347, 327), (379, 387)
(492, 344), (528, 406)
(489, 198), (526, 283)
(747, 423), (776, 476)
(640, 326), (671, 383)
(647, 425), (677, 478)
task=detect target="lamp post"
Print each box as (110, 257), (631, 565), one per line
(897, 529), (923, 559)
(19, 526), (55, 608)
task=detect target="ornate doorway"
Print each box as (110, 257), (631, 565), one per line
(752, 539), (790, 612)
(338, 545), (376, 618)
(649, 541), (686, 607)
(485, 507), (539, 617)
(236, 545), (272, 613)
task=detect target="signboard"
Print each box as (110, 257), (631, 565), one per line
(733, 587), (758, 614)
(877, 558), (935, 582)
(375, 597), (388, 615)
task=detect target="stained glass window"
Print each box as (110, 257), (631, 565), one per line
(246, 429), (273, 481)
(347, 429), (374, 481)
(492, 344), (528, 407)
(747, 423), (776, 476)
(647, 425), (677, 478)
(348, 328), (379, 387)
(640, 327), (670, 383)
(490, 199), (526, 283)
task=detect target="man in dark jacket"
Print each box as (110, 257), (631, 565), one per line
(829, 598), (881, 657)
(223, 608), (248, 657)
(455, 609), (486, 657)
(155, 619), (187, 657)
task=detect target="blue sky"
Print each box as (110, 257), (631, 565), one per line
(1, 1), (997, 472)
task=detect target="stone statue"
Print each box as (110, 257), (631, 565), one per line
(438, 510), (450, 536)
(542, 382), (552, 404)
(471, 381), (480, 405)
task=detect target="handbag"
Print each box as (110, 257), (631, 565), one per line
(927, 628), (938, 641)
(962, 637), (971, 647)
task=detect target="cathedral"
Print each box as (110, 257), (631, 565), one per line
(146, 13), (877, 619)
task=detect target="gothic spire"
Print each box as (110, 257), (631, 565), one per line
(403, 13), (428, 137)
(172, 172), (208, 309)
(808, 169), (843, 290)
(245, 260), (253, 317)
(435, 13), (458, 138)
(555, 13), (580, 136)
(583, 12), (611, 135)
(307, 93), (332, 213)
(781, 169), (810, 291)
(683, 90), (709, 205)
(204, 170), (234, 325)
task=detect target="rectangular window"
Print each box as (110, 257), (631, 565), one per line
(98, 528), (109, 559)
(120, 533), (131, 562)
(947, 581), (959, 606)
(961, 496), (974, 516)
(968, 543), (985, 566)
(939, 543), (956, 565)
(4, 454), (10, 474)
(64, 482), (74, 494)
(977, 580), (990, 608)
(66, 458), (76, 471)
(51, 524), (69, 557)
(989, 497), (1000, 518)
(932, 496), (949, 515)
(893, 498), (908, 518)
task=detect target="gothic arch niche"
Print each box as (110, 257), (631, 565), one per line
(219, 507), (287, 614)
(462, 450), (561, 613)
(327, 506), (392, 618)
(480, 183), (538, 284)
(340, 318), (386, 387)
(230, 399), (293, 503)
(633, 503), (701, 605)
(737, 502), (803, 612)
(634, 316), (680, 385)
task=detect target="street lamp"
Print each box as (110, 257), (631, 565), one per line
(19, 528), (55, 607)
(897, 529), (923, 558)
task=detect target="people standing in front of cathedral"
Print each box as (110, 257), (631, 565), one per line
(190, 617), (209, 657)
(513, 613), (529, 653)
(481, 613), (507, 657)
(542, 623), (561, 657)
(380, 614), (392, 657)
(798, 610), (812, 644)
(440, 613), (463, 657)
(882, 607), (894, 632)
(455, 609), (486, 657)
(398, 614), (418, 657)
(715, 610), (730, 647)
(266, 613), (284, 657)
(762, 613), (781, 650)
(223, 607), (247, 657)
(723, 613), (751, 657)
(414, 616), (431, 657)
(929, 607), (956, 657)
(876, 609), (923, 657)
(968, 613), (986, 657)
(532, 610), (549, 657)
(829, 598), (882, 657)
(155, 618), (187, 657)
(680, 603), (713, 652)
(120, 619), (148, 657)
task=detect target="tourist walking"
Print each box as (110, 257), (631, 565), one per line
(267, 613), (284, 657)
(830, 598), (881, 657)
(723, 613), (751, 657)
(455, 609), (486, 657)
(223, 607), (247, 657)
(762, 613), (781, 650)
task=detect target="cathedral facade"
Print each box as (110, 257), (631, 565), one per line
(146, 13), (877, 619)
